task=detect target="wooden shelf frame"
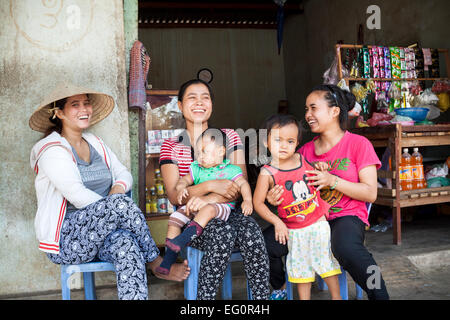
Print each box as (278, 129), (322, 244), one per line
(350, 123), (450, 245)
(135, 89), (179, 217)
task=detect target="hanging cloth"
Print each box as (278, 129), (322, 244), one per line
(275, 0), (286, 55)
(128, 40), (151, 110)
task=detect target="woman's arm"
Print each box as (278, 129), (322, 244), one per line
(184, 136), (248, 204)
(104, 140), (133, 193)
(305, 164), (378, 203)
(160, 163), (239, 206)
(253, 171), (289, 245)
(175, 174), (194, 204)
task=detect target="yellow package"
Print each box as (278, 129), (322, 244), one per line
(437, 92), (450, 112)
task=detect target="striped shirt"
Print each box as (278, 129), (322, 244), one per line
(159, 128), (243, 177)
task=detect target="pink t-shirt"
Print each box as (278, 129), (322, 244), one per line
(298, 131), (381, 226)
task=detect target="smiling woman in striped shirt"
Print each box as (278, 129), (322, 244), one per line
(160, 79), (270, 300)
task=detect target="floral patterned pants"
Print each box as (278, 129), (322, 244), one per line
(189, 210), (270, 300)
(47, 194), (159, 300)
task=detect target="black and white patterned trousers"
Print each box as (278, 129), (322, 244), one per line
(189, 209), (270, 300)
(47, 194), (160, 300)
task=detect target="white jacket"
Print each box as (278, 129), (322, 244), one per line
(30, 131), (133, 254)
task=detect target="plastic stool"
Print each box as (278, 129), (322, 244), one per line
(286, 267), (363, 300)
(316, 268), (363, 300)
(60, 261), (115, 300)
(183, 246), (253, 300)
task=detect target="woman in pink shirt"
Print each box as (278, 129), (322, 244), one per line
(268, 84), (389, 300)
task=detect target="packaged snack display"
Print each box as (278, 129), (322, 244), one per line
(390, 47), (401, 79)
(333, 44), (447, 127)
(414, 47), (425, 79)
(384, 47), (392, 78)
(430, 49), (440, 78)
(363, 46), (371, 78)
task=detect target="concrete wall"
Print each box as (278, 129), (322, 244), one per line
(283, 0), (450, 144)
(138, 27), (286, 130)
(0, 0), (130, 296)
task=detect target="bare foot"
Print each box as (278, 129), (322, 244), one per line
(150, 257), (190, 282)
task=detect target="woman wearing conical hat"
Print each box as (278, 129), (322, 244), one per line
(29, 83), (190, 300)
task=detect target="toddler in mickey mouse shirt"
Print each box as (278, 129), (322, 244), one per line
(253, 114), (341, 300)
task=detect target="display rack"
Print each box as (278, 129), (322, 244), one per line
(335, 44), (450, 86)
(139, 89), (180, 246)
(335, 43), (450, 244)
(350, 124), (450, 245)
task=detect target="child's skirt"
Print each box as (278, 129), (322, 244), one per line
(286, 220), (341, 283)
(168, 203), (232, 228)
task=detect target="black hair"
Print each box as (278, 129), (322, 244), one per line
(262, 114), (302, 145)
(178, 79), (214, 102)
(196, 127), (228, 150)
(310, 84), (356, 130)
(43, 97), (67, 137)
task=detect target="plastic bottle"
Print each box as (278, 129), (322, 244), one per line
(154, 169), (165, 196)
(400, 148), (413, 191)
(154, 169), (167, 213)
(145, 187), (151, 215)
(149, 186), (158, 214)
(411, 148), (427, 189)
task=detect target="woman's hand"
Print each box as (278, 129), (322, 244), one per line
(274, 220), (289, 245)
(266, 184), (284, 206)
(305, 169), (336, 191)
(108, 184), (126, 195)
(185, 196), (208, 215)
(207, 179), (240, 200)
(176, 188), (189, 205)
(241, 200), (253, 216)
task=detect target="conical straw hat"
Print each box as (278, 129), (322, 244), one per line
(29, 82), (115, 133)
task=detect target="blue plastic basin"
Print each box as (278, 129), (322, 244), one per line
(394, 107), (429, 121)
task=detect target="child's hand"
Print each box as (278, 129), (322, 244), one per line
(241, 200), (253, 216)
(177, 188), (189, 205)
(314, 161), (329, 171)
(274, 220), (289, 245)
(185, 196), (208, 215)
(266, 184), (284, 206)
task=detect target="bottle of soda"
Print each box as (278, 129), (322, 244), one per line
(157, 194), (168, 214)
(154, 169), (165, 196)
(411, 148), (426, 189)
(400, 148), (413, 191)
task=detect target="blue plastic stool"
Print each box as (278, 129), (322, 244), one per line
(316, 268), (363, 300)
(286, 267), (363, 300)
(183, 246), (253, 300)
(60, 261), (115, 300)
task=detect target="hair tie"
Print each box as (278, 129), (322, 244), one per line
(47, 101), (58, 119)
(330, 92), (339, 106)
